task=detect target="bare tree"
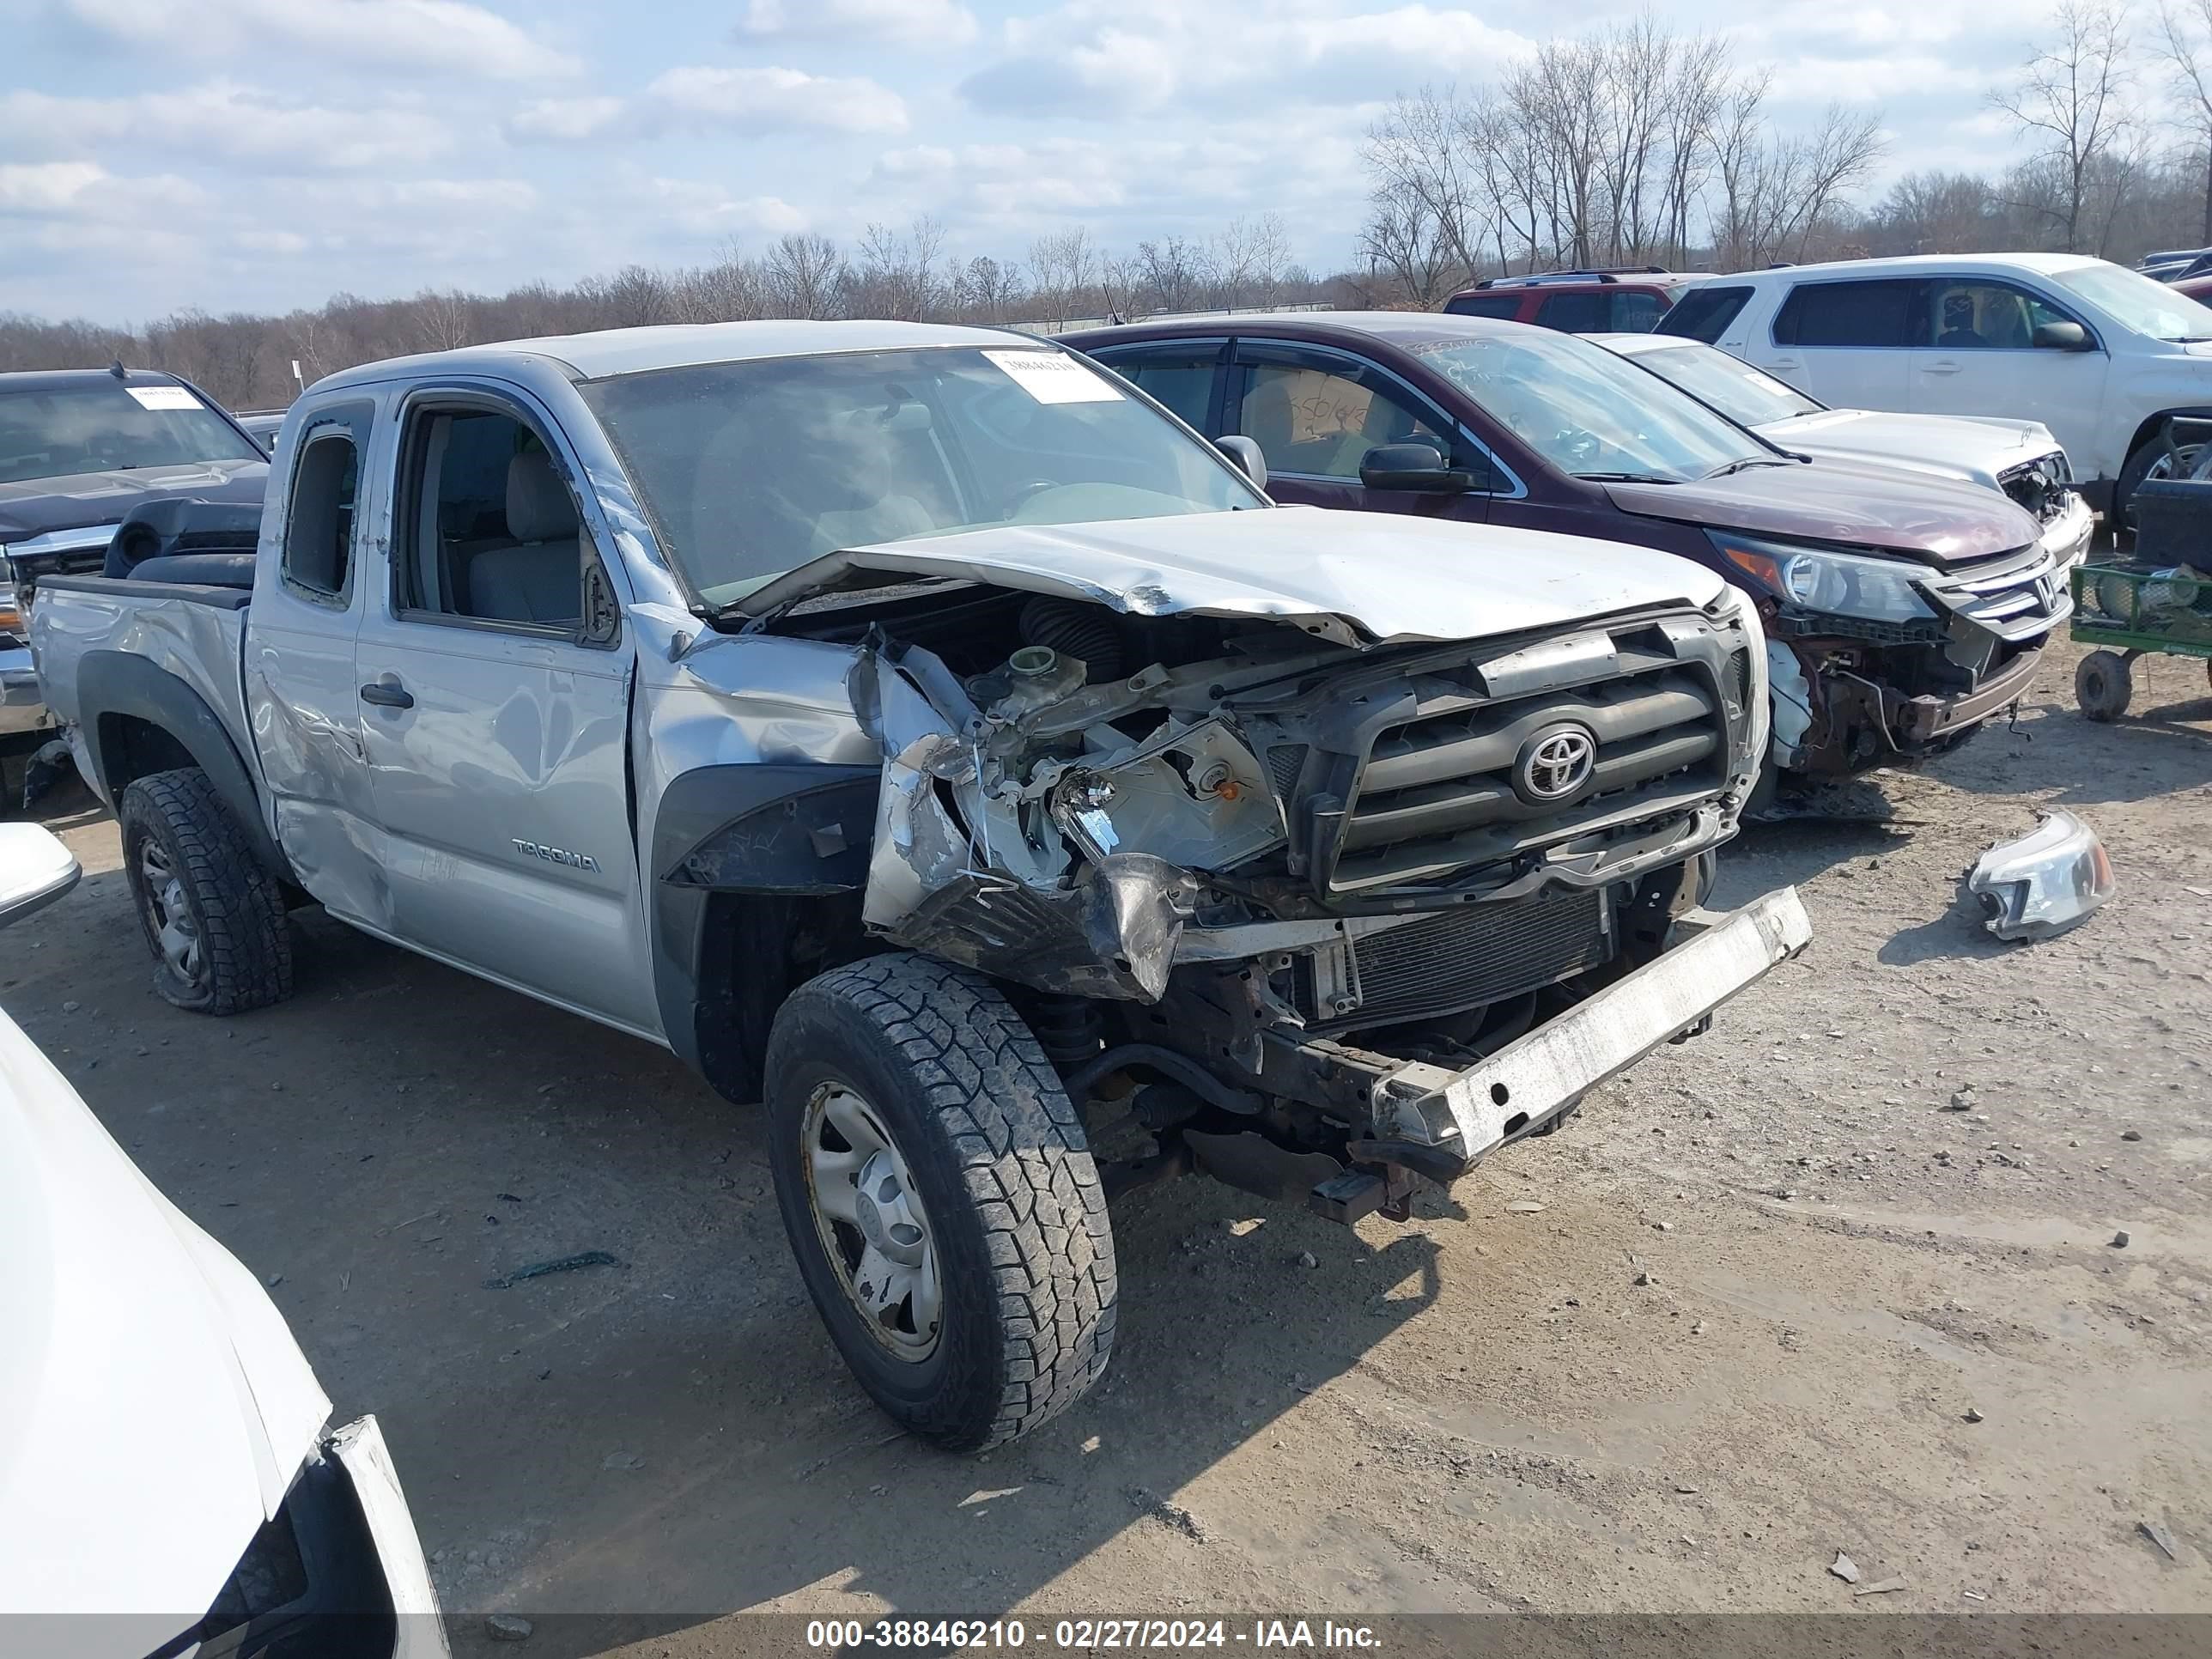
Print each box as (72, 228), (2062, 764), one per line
(1358, 184), (1462, 305)
(1363, 86), (1491, 282)
(1133, 234), (1212, 313)
(1990, 0), (2138, 253)
(763, 234), (846, 319)
(2158, 0), (2212, 238)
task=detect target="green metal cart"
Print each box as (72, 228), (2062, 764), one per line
(2073, 437), (2212, 720)
(2069, 560), (2212, 720)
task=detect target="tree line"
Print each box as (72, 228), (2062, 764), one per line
(0, 214), (1331, 413)
(9, 3), (2212, 410)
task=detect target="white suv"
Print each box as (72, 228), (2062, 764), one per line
(1659, 253), (2212, 523)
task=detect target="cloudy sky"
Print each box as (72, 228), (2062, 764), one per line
(0, 0), (2046, 323)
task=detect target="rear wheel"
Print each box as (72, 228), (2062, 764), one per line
(118, 768), (294, 1014)
(2075, 650), (2134, 722)
(765, 952), (1116, 1450)
(2116, 429), (2206, 533)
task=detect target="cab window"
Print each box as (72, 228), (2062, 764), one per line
(397, 404), (587, 632)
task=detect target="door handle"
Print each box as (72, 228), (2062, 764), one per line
(1923, 360), (1963, 374)
(1767, 357), (1802, 373)
(359, 680), (414, 709)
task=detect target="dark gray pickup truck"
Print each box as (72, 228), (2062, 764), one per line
(31, 321), (1809, 1449)
(0, 368), (266, 753)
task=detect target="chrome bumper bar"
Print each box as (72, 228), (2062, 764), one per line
(1370, 885), (1814, 1176)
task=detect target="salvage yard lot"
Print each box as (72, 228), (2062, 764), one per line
(15, 638), (2211, 1652)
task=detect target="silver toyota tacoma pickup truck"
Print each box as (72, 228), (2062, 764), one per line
(31, 321), (1811, 1449)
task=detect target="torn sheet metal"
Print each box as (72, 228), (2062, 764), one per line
(860, 641), (1204, 999)
(884, 852), (1200, 1001)
(1967, 808), (2115, 941)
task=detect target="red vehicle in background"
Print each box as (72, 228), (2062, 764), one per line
(1441, 268), (1716, 333)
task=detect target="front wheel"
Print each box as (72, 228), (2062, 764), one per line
(765, 953), (1117, 1451)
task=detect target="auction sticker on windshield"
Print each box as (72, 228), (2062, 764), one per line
(125, 385), (203, 411)
(984, 349), (1122, 404)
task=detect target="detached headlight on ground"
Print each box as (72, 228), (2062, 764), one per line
(1709, 532), (1935, 625)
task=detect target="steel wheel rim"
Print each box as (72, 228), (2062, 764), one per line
(138, 840), (204, 988)
(800, 1080), (942, 1362)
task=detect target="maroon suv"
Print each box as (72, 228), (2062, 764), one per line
(1066, 311), (2069, 784)
(1442, 268), (1714, 333)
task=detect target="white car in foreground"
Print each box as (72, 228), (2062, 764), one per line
(0, 823), (446, 1659)
(1594, 331), (2095, 568)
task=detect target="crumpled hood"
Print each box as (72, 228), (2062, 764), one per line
(1604, 460), (2043, 569)
(0, 459), (268, 544)
(1759, 409), (2057, 491)
(743, 505), (1727, 644)
(0, 1006), (328, 1637)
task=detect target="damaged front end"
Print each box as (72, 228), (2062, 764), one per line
(798, 570), (1808, 1222)
(1750, 539), (2070, 778)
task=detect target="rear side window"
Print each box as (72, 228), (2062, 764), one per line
(1534, 290), (1610, 333)
(1655, 285), (1752, 343)
(1610, 290), (1667, 331)
(1097, 350), (1218, 432)
(281, 428), (358, 602)
(1773, 281), (1921, 348)
(1443, 293), (1524, 319)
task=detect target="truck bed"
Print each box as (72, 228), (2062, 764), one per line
(29, 574), (255, 778)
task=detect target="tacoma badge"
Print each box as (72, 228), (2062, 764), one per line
(513, 838), (600, 873)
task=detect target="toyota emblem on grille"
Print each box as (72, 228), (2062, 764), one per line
(1515, 723), (1598, 803)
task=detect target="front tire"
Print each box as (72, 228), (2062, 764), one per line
(765, 953), (1116, 1451)
(118, 768), (295, 1015)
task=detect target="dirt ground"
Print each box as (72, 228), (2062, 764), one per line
(12, 636), (2210, 1654)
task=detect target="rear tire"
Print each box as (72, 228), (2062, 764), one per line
(765, 952), (1116, 1451)
(2075, 650), (2133, 722)
(2115, 429), (2204, 533)
(118, 768), (294, 1015)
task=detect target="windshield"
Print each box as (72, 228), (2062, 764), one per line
(0, 380), (261, 487)
(577, 346), (1267, 607)
(2050, 261), (2212, 342)
(1619, 341), (1824, 426)
(1405, 329), (1773, 483)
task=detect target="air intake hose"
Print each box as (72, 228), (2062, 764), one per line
(1018, 596), (1122, 684)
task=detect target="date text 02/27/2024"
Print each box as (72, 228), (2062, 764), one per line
(802, 1619), (1383, 1650)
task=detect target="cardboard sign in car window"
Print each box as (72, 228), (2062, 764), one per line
(983, 350), (1122, 404)
(125, 386), (203, 412)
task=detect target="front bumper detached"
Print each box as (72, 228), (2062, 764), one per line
(1967, 809), (2115, 941)
(1344, 885), (1813, 1188)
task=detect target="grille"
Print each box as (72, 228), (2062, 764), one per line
(1998, 453), (2070, 523)
(1923, 544), (2069, 643)
(1319, 890), (1613, 1030)
(1332, 665), (1723, 895)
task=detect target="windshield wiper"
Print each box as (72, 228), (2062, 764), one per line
(1573, 471), (1680, 483)
(1704, 457), (1790, 477)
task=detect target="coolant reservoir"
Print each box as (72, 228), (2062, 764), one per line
(990, 645), (1087, 715)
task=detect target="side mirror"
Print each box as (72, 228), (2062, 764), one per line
(2033, 320), (2094, 351)
(1215, 434), (1267, 490)
(0, 823), (79, 930)
(1358, 441), (1484, 494)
